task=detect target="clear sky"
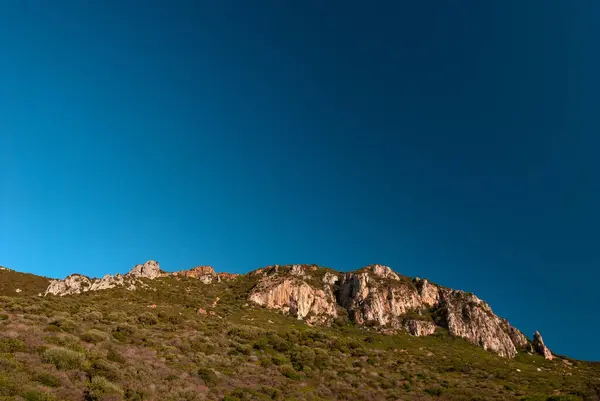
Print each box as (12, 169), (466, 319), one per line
(1, 1), (599, 360)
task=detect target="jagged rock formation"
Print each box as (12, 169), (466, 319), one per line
(39, 259), (555, 359)
(172, 266), (240, 283)
(126, 260), (164, 279)
(45, 272), (139, 296)
(247, 264), (551, 358)
(248, 265), (339, 324)
(217, 272), (240, 281)
(533, 331), (554, 360)
(45, 260), (164, 296)
(44, 260), (238, 296)
(172, 266), (217, 283)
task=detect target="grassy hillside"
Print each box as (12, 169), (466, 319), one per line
(0, 268), (50, 297)
(0, 275), (599, 401)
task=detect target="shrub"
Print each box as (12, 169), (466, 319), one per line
(112, 324), (136, 341)
(425, 386), (447, 396)
(290, 345), (316, 371)
(82, 310), (104, 322)
(49, 317), (77, 332)
(107, 348), (126, 364)
(197, 367), (218, 387)
(137, 312), (158, 326)
(86, 376), (123, 401)
(22, 388), (57, 401)
(81, 329), (110, 343)
(88, 359), (120, 382)
(42, 347), (86, 370)
(280, 365), (300, 380)
(0, 338), (26, 353)
(33, 372), (61, 387)
(106, 312), (128, 323)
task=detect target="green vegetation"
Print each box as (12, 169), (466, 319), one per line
(0, 269), (599, 400)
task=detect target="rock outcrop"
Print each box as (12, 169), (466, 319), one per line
(248, 264), (537, 358)
(45, 261), (163, 296)
(217, 272), (240, 281)
(403, 319), (437, 336)
(44, 260), (239, 296)
(40, 259), (554, 360)
(172, 266), (217, 283)
(436, 290), (521, 357)
(248, 265), (339, 324)
(45, 274), (93, 296)
(533, 331), (554, 360)
(126, 260), (164, 279)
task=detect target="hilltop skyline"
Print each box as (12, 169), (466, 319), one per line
(2, 1), (600, 361)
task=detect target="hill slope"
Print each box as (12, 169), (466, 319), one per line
(0, 262), (598, 401)
(0, 267), (50, 296)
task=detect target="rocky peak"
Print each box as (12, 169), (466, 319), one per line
(533, 331), (554, 360)
(248, 264), (540, 358)
(172, 266), (216, 283)
(126, 260), (163, 279)
(45, 274), (93, 296)
(248, 265), (339, 325)
(367, 264), (400, 280)
(217, 272), (240, 281)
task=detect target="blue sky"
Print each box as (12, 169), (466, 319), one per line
(1, 1), (599, 360)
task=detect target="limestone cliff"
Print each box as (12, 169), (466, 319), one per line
(248, 264), (546, 358)
(248, 265), (339, 324)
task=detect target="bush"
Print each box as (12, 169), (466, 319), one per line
(82, 310), (104, 322)
(86, 376), (123, 401)
(280, 365), (300, 380)
(107, 348), (126, 364)
(33, 372), (61, 387)
(88, 359), (120, 382)
(42, 347), (86, 370)
(137, 312), (158, 326)
(22, 388), (57, 401)
(197, 367), (218, 387)
(81, 329), (110, 344)
(112, 324), (136, 341)
(0, 338), (26, 353)
(49, 317), (77, 332)
(106, 312), (128, 323)
(290, 345), (316, 371)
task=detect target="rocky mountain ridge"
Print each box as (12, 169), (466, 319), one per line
(40, 261), (552, 359)
(44, 260), (238, 296)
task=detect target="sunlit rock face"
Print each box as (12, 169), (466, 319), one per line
(248, 265), (339, 324)
(45, 274), (93, 296)
(248, 264), (535, 358)
(172, 266), (217, 283)
(533, 331), (554, 360)
(44, 261), (163, 296)
(44, 260), (238, 296)
(126, 260), (163, 279)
